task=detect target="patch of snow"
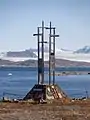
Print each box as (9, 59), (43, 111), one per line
(0, 57), (37, 62)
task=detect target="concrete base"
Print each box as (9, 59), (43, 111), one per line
(23, 84), (67, 102)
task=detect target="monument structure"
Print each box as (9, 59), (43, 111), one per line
(23, 21), (67, 102)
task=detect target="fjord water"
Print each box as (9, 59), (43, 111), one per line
(0, 67), (90, 99)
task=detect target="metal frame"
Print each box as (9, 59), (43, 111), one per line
(33, 21), (59, 85)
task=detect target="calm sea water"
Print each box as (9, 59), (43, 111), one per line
(0, 67), (90, 99)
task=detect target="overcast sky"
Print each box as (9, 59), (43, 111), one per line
(0, 0), (90, 52)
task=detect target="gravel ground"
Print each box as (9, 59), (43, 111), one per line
(0, 100), (90, 120)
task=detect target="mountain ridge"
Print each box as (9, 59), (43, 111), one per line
(0, 58), (90, 67)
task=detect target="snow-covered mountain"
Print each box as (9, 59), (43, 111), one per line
(74, 46), (90, 54)
(0, 49), (37, 62)
(55, 46), (90, 63)
(1, 46), (90, 62)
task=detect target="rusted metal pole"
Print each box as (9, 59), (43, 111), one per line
(49, 21), (52, 85)
(41, 21), (44, 84)
(53, 28), (55, 85)
(37, 27), (40, 84)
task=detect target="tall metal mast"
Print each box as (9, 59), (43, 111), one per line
(33, 21), (46, 85)
(33, 27), (42, 84)
(37, 27), (40, 84)
(41, 21), (44, 84)
(46, 22), (59, 85)
(49, 21), (52, 85)
(46, 22), (54, 85)
(50, 28), (59, 85)
(53, 28), (55, 85)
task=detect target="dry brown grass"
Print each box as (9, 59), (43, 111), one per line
(0, 100), (90, 120)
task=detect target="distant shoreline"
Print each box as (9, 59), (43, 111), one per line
(0, 66), (90, 76)
(1, 65), (90, 68)
(0, 65), (90, 67)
